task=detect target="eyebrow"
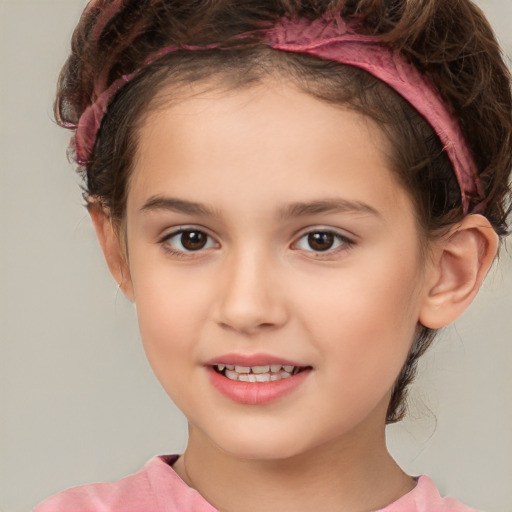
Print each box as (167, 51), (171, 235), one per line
(140, 195), (380, 219)
(278, 198), (381, 219)
(140, 196), (221, 217)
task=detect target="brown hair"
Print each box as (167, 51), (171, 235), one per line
(55, 0), (512, 423)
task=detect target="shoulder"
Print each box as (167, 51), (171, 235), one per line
(380, 475), (481, 512)
(33, 455), (217, 512)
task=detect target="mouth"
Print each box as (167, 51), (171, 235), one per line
(212, 364), (310, 382)
(207, 357), (312, 404)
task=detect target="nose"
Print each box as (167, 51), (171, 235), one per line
(214, 249), (289, 335)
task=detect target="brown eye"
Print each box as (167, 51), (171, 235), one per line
(162, 228), (217, 255)
(180, 230), (208, 251)
(307, 232), (335, 251)
(294, 230), (351, 255)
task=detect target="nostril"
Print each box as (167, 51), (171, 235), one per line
(217, 320), (279, 335)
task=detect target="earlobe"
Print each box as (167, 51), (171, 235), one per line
(419, 214), (498, 329)
(88, 202), (135, 301)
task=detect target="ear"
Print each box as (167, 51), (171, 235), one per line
(89, 202), (135, 301)
(419, 214), (498, 329)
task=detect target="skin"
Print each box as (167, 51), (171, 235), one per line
(91, 78), (498, 512)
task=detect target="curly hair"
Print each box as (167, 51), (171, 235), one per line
(55, 0), (512, 423)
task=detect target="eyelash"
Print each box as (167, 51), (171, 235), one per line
(159, 227), (218, 258)
(159, 227), (354, 258)
(292, 230), (354, 257)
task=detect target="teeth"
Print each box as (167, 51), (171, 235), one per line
(254, 373), (271, 382)
(221, 365), (303, 382)
(252, 365), (270, 373)
(225, 369), (239, 380)
(217, 364), (300, 374)
(216, 363), (307, 382)
(238, 374), (252, 382)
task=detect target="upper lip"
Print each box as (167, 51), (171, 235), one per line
(204, 353), (308, 367)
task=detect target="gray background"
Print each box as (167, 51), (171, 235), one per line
(0, 1), (511, 511)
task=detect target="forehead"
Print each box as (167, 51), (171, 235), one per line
(129, 79), (413, 223)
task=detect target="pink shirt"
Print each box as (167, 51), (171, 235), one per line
(34, 455), (479, 511)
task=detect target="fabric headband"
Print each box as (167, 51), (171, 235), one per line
(70, 12), (484, 213)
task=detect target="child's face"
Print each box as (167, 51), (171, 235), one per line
(120, 80), (433, 460)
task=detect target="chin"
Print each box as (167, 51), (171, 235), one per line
(209, 425), (324, 463)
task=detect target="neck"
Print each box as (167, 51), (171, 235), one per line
(173, 423), (415, 512)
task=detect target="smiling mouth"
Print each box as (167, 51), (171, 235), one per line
(213, 364), (310, 382)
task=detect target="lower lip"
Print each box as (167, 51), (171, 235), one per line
(207, 367), (311, 405)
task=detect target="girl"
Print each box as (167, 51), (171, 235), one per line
(35, 0), (511, 510)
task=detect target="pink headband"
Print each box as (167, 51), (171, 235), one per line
(71, 13), (484, 213)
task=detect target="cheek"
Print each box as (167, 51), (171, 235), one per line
(133, 284), (210, 414)
(295, 248), (424, 383)
(127, 256), (211, 377)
